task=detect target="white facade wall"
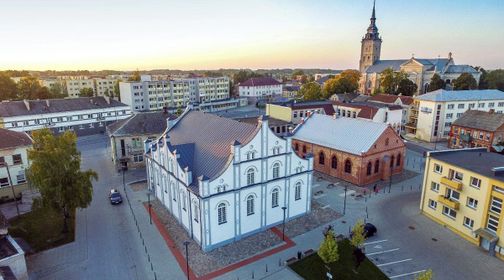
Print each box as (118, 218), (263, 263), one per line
(238, 84), (283, 99)
(95, 79), (116, 97)
(0, 145), (30, 188)
(146, 116), (313, 251)
(66, 79), (95, 98)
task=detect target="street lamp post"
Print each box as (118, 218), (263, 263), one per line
(0, 162), (20, 217)
(183, 241), (190, 280)
(343, 186), (347, 215)
(147, 191), (152, 225)
(281, 206), (287, 241)
(388, 165), (392, 194)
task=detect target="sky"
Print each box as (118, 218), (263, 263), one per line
(1, 0), (503, 71)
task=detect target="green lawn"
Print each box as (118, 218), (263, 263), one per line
(289, 239), (388, 280)
(8, 206), (75, 253)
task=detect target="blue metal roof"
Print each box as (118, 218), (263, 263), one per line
(416, 89), (504, 102)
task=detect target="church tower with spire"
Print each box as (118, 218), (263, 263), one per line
(359, 1), (382, 73)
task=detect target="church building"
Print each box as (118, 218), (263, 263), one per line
(358, 2), (481, 95)
(144, 108), (313, 251)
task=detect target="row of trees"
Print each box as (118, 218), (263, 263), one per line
(296, 70), (361, 101)
(0, 74), (67, 100)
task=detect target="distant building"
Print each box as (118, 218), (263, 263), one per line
(0, 129), (32, 201)
(405, 89), (504, 142)
(145, 110), (313, 251)
(66, 79), (95, 98)
(448, 110), (504, 152)
(358, 2), (480, 95)
(368, 94), (414, 131)
(238, 77), (282, 103)
(333, 101), (403, 134)
(237, 116), (294, 138)
(107, 111), (176, 169)
(420, 148), (504, 261)
(266, 100), (336, 124)
(119, 76), (230, 112)
(0, 234), (28, 279)
(292, 114), (405, 186)
(95, 78), (116, 97)
(0, 97), (131, 136)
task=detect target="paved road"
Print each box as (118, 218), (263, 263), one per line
(27, 134), (185, 280)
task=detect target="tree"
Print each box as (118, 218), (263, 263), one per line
(27, 129), (97, 233)
(79, 87), (95, 97)
(128, 70), (141, 82)
(485, 69), (504, 91)
(350, 220), (366, 248)
(396, 78), (418, 96)
(453, 73), (477, 90)
(17, 76), (43, 100)
(114, 79), (122, 100)
(415, 269), (433, 280)
(475, 67), (488, 89)
(323, 70), (361, 97)
(49, 83), (66, 98)
(232, 70), (263, 85)
(318, 229), (339, 264)
(0, 73), (18, 100)
(175, 107), (183, 116)
(298, 82), (322, 101)
(291, 69), (304, 79)
(427, 74), (445, 92)
(299, 75), (308, 84)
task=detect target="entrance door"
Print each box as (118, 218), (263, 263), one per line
(481, 238), (490, 251)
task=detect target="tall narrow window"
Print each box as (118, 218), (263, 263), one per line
(374, 159), (380, 173)
(396, 153), (401, 166)
(172, 183), (177, 201)
(302, 145), (306, 153)
(272, 163), (280, 179)
(331, 156), (337, 169)
(295, 143), (299, 151)
(366, 162), (372, 175)
(319, 151), (325, 165)
(272, 189), (279, 208)
(345, 159), (352, 174)
(246, 195), (255, 215)
(193, 202), (199, 222)
(182, 192), (186, 210)
(390, 155), (395, 168)
(295, 182), (302, 200)
(247, 168), (255, 185)
(218, 203), (227, 224)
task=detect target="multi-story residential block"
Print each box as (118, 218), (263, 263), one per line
(333, 101), (403, 134)
(420, 148), (504, 260)
(120, 76), (230, 112)
(292, 114), (405, 186)
(448, 110), (504, 152)
(107, 111), (176, 169)
(368, 94), (414, 131)
(95, 78), (116, 97)
(0, 97), (131, 136)
(238, 77), (282, 102)
(266, 100), (336, 125)
(358, 2), (480, 95)
(66, 79), (95, 98)
(144, 109), (313, 251)
(0, 129), (32, 200)
(405, 89), (504, 142)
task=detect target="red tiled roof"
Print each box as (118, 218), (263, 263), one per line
(291, 103), (336, 115)
(239, 77), (281, 87)
(0, 128), (32, 150)
(398, 96), (414, 105)
(368, 94), (399, 104)
(332, 101), (379, 119)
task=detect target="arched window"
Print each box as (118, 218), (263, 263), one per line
(247, 168), (255, 185)
(319, 151), (325, 165)
(193, 202), (199, 222)
(331, 156), (337, 169)
(182, 192), (186, 210)
(172, 183), (177, 201)
(367, 162), (372, 175)
(218, 203), (227, 224)
(396, 153), (401, 166)
(272, 189), (279, 208)
(302, 145), (306, 153)
(374, 159), (380, 174)
(295, 182), (302, 200)
(295, 143), (299, 151)
(390, 155), (395, 168)
(272, 163), (280, 179)
(345, 159), (352, 174)
(246, 195), (255, 216)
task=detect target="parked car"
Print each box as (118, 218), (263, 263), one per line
(109, 189), (123, 205)
(364, 223), (377, 237)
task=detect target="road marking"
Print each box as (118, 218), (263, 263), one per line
(389, 270), (426, 279)
(364, 239), (388, 246)
(321, 204), (331, 209)
(377, 258), (412, 267)
(366, 248), (399, 256)
(339, 190), (355, 197)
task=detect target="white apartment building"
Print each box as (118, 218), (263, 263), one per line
(0, 97), (131, 136)
(238, 77), (283, 102)
(0, 129), (32, 201)
(406, 89), (504, 142)
(95, 78), (116, 97)
(120, 76), (230, 112)
(145, 109), (313, 251)
(66, 79), (95, 98)
(333, 102), (403, 134)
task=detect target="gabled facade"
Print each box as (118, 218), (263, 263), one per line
(0, 129), (32, 201)
(144, 109), (313, 251)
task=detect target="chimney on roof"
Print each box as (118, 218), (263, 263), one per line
(23, 99), (30, 111)
(45, 99), (50, 107)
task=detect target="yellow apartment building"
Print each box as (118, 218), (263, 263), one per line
(420, 148), (504, 261)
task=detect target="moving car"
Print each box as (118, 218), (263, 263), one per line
(109, 189), (123, 205)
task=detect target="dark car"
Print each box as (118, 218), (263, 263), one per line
(109, 189), (123, 205)
(364, 223), (377, 238)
